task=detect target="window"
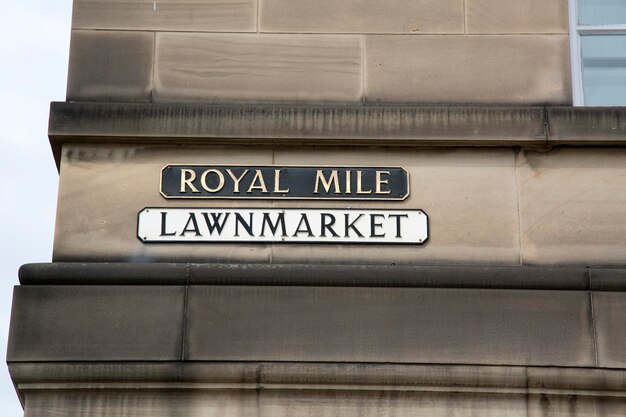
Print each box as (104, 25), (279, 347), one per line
(569, 0), (626, 106)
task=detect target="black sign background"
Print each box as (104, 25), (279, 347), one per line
(161, 165), (409, 200)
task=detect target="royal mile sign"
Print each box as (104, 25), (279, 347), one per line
(138, 164), (428, 245)
(161, 165), (409, 200)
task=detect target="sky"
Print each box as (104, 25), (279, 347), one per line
(0, 0), (72, 414)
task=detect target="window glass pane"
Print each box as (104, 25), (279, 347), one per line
(578, 0), (626, 25)
(581, 35), (626, 106)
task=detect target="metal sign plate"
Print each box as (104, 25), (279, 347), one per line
(138, 208), (428, 244)
(160, 165), (409, 200)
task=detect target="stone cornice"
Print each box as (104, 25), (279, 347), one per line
(18, 262), (626, 291)
(48, 102), (626, 168)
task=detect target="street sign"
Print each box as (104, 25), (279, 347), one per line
(138, 208), (428, 244)
(161, 165), (409, 200)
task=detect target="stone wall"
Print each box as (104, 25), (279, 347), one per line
(48, 103), (626, 267)
(8, 2), (626, 416)
(67, 0), (570, 104)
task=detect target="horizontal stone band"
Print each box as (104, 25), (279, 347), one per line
(17, 262), (626, 290)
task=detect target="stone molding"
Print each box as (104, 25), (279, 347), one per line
(9, 362), (626, 395)
(48, 102), (626, 168)
(10, 264), (626, 414)
(9, 264), (626, 368)
(17, 262), (626, 291)
(9, 363), (626, 415)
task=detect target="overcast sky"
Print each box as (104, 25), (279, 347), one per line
(0, 0), (72, 414)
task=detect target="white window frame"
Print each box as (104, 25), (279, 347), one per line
(568, 0), (626, 106)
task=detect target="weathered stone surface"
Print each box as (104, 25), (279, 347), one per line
(366, 35), (570, 104)
(67, 30), (154, 102)
(593, 292), (626, 368)
(527, 394), (626, 417)
(186, 286), (594, 366)
(258, 390), (528, 417)
(527, 367), (626, 392)
(73, 0), (257, 32)
(13, 362), (624, 391)
(548, 107), (626, 146)
(19, 262), (190, 285)
(19, 389), (525, 417)
(13, 362), (626, 416)
(47, 103), (626, 155)
(52, 145), (273, 263)
(52, 145), (519, 265)
(24, 387), (623, 417)
(590, 268), (626, 291)
(47, 102), (548, 167)
(18, 262), (594, 290)
(23, 390), (259, 417)
(517, 148), (626, 266)
(7, 286), (184, 361)
(466, 0), (568, 34)
(259, 0), (463, 33)
(155, 33), (362, 103)
(271, 147), (520, 265)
